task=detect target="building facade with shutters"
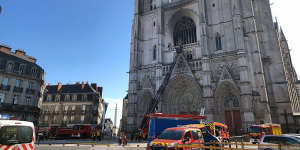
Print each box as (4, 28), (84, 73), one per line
(0, 44), (46, 125)
(39, 82), (105, 127)
(126, 0), (300, 135)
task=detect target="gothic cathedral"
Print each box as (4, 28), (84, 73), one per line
(126, 0), (300, 135)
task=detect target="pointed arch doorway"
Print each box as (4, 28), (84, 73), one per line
(215, 81), (242, 136)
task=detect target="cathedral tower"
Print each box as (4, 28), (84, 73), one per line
(126, 0), (300, 135)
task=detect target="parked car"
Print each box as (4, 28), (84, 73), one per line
(258, 135), (300, 150)
(283, 134), (300, 139)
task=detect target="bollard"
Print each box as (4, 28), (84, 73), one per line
(213, 141), (216, 150)
(235, 139), (238, 149)
(278, 144), (282, 150)
(241, 141), (244, 149)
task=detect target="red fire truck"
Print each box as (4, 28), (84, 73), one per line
(249, 123), (282, 144)
(47, 124), (95, 139)
(72, 124), (93, 138)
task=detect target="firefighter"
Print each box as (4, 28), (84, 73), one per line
(92, 127), (96, 141)
(96, 126), (101, 141)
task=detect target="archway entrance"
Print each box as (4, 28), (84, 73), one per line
(215, 82), (242, 136)
(162, 75), (202, 115)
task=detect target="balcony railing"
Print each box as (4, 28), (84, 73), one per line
(0, 84), (11, 91)
(13, 87), (23, 93)
(0, 103), (40, 113)
(163, 0), (194, 9)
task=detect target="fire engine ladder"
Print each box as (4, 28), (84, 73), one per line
(140, 46), (183, 129)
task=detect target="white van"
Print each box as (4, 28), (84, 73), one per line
(0, 120), (35, 150)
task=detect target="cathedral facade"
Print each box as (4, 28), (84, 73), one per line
(126, 0), (300, 135)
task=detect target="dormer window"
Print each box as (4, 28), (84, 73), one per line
(19, 64), (25, 74)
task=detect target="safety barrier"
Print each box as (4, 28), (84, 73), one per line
(169, 141), (300, 150)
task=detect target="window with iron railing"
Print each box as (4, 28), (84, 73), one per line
(13, 95), (18, 104)
(16, 79), (22, 88)
(25, 97), (31, 105)
(7, 63), (13, 72)
(47, 95), (52, 102)
(2, 77), (8, 86)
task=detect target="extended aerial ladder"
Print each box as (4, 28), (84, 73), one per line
(140, 46), (183, 129)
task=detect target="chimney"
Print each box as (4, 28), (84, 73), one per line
(98, 87), (103, 97)
(91, 83), (97, 91)
(0, 44), (11, 54)
(81, 81), (85, 89)
(57, 82), (62, 91)
(15, 49), (26, 56)
(28, 56), (37, 63)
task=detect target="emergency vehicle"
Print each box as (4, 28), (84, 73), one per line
(0, 115), (35, 150)
(145, 113), (207, 141)
(72, 124), (93, 138)
(248, 123), (282, 144)
(183, 122), (230, 142)
(148, 127), (204, 150)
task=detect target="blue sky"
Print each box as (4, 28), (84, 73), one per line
(0, 0), (134, 126)
(0, 0), (299, 127)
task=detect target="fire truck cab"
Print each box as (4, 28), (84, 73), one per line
(0, 116), (35, 150)
(148, 127), (204, 150)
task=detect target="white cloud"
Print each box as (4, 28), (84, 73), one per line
(103, 98), (123, 128)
